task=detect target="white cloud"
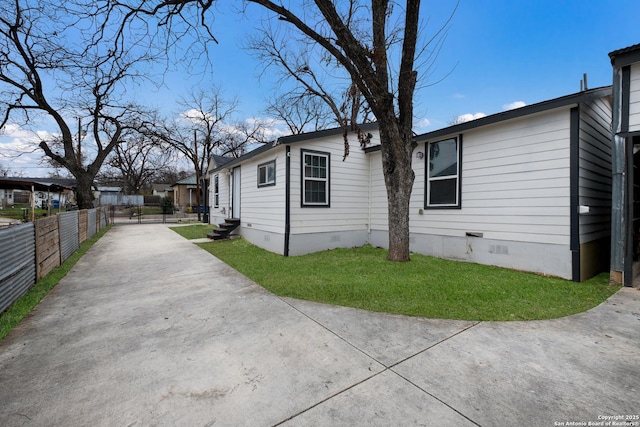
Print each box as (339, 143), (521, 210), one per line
(415, 118), (431, 131)
(0, 123), (60, 176)
(503, 101), (526, 111)
(452, 93), (465, 99)
(454, 112), (486, 124)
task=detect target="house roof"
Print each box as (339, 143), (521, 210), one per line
(365, 86), (612, 153)
(211, 155), (234, 168)
(151, 183), (173, 192)
(171, 175), (197, 186)
(210, 122), (380, 173)
(0, 177), (72, 192)
(609, 43), (640, 67)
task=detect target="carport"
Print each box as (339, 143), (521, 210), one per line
(0, 177), (71, 220)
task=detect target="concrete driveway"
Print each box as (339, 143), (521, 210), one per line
(0, 224), (638, 426)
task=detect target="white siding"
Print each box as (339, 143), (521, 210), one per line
(405, 110), (571, 245)
(372, 111), (573, 246)
(369, 109), (575, 278)
(289, 132), (371, 241)
(208, 171), (230, 225)
(578, 96), (612, 243)
(238, 146), (287, 235)
(629, 63), (640, 132)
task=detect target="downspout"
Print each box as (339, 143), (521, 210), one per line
(284, 145), (291, 257)
(569, 107), (580, 282)
(367, 148), (372, 243)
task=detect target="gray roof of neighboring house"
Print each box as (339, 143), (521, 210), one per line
(97, 186), (122, 193)
(210, 122), (380, 173)
(172, 175), (197, 186)
(0, 177), (74, 192)
(151, 183), (173, 192)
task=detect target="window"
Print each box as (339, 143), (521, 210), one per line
(302, 150), (330, 207)
(213, 174), (219, 208)
(426, 137), (461, 208)
(257, 160), (276, 187)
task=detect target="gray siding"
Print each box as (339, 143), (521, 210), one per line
(579, 96), (613, 243)
(629, 63), (640, 132)
(0, 223), (36, 313)
(88, 209), (98, 238)
(59, 211), (79, 262)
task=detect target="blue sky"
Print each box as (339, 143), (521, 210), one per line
(2, 0), (640, 177)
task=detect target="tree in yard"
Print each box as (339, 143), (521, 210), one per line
(0, 0), (155, 209)
(100, 134), (174, 195)
(154, 88), (266, 220)
(246, 23), (372, 137)
(265, 94), (334, 135)
(108, 0), (455, 261)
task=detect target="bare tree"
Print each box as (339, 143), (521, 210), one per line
(154, 88), (266, 219)
(106, 0), (455, 261)
(0, 0), (155, 209)
(100, 135), (173, 195)
(265, 93), (333, 135)
(0, 162), (9, 177)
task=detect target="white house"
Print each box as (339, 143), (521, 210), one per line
(208, 87), (612, 282)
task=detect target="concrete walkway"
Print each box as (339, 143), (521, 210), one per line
(1, 224), (639, 427)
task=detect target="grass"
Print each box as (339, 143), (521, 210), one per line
(197, 237), (620, 321)
(0, 225), (111, 341)
(0, 205), (63, 221)
(169, 224), (213, 240)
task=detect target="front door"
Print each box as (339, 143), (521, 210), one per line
(231, 166), (241, 219)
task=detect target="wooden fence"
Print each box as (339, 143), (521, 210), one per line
(0, 208), (108, 313)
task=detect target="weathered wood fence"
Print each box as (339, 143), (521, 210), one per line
(0, 208), (108, 313)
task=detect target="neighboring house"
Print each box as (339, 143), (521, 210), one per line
(0, 188), (14, 208)
(171, 175), (198, 212)
(208, 86), (613, 282)
(0, 177), (73, 210)
(151, 183), (173, 199)
(609, 43), (640, 286)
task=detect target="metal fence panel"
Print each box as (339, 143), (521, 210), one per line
(100, 208), (107, 228)
(87, 209), (97, 238)
(59, 211), (79, 262)
(99, 194), (144, 206)
(0, 223), (36, 313)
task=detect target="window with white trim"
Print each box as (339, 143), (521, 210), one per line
(426, 137), (461, 208)
(213, 174), (219, 208)
(302, 150), (330, 207)
(257, 160), (276, 187)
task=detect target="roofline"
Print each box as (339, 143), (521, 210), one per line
(365, 86), (612, 153)
(277, 122), (379, 145)
(0, 177), (71, 192)
(210, 122), (380, 173)
(609, 43), (640, 67)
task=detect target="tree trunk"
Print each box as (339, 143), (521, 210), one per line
(378, 117), (415, 262)
(75, 173), (95, 210)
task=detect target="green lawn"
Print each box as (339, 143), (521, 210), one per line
(0, 225), (111, 341)
(0, 205), (63, 221)
(169, 224), (213, 240)
(196, 237), (619, 321)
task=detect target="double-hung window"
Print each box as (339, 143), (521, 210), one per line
(258, 160), (276, 187)
(426, 137), (461, 208)
(213, 174), (219, 208)
(302, 150), (330, 207)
